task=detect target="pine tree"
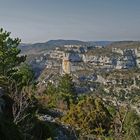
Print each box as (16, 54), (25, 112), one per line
(0, 28), (26, 77)
(58, 74), (77, 109)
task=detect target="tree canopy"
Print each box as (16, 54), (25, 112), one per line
(0, 28), (26, 77)
(58, 74), (77, 109)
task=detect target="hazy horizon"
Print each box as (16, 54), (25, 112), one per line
(0, 0), (140, 43)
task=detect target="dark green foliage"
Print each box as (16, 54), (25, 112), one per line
(20, 116), (55, 140)
(45, 82), (56, 95)
(58, 74), (76, 96)
(12, 63), (35, 88)
(0, 28), (26, 76)
(0, 76), (9, 89)
(58, 74), (77, 109)
(44, 82), (58, 108)
(0, 115), (23, 140)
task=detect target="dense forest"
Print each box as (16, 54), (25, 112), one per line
(0, 29), (140, 140)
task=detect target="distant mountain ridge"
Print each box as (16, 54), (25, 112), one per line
(46, 39), (87, 46)
(19, 39), (113, 54)
(106, 41), (140, 49)
(88, 41), (112, 46)
(19, 40), (85, 54)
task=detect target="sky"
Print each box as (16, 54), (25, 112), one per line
(0, 0), (140, 43)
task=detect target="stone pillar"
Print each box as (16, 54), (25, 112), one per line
(62, 59), (71, 74)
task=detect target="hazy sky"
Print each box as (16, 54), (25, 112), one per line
(0, 0), (140, 43)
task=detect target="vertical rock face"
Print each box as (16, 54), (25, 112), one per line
(62, 53), (71, 74)
(62, 52), (83, 74)
(62, 59), (71, 74)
